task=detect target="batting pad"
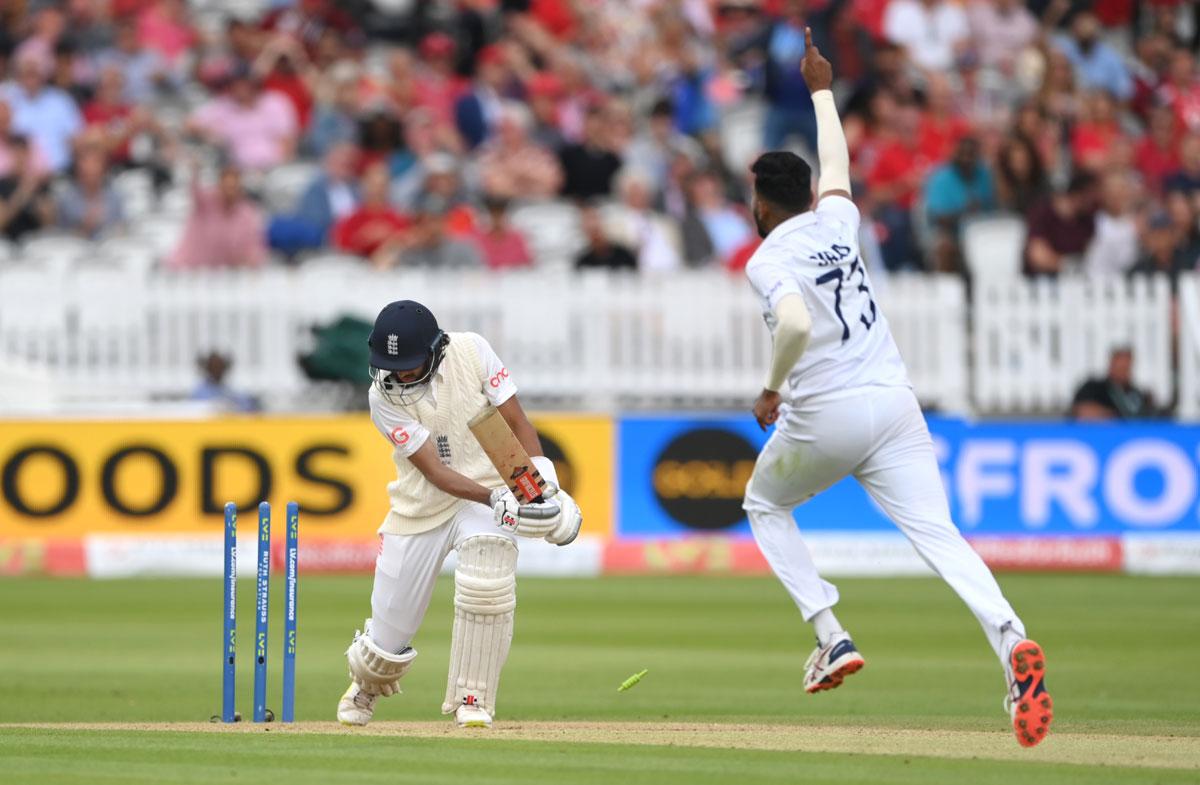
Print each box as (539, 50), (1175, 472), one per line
(347, 623), (418, 697)
(442, 535), (518, 715)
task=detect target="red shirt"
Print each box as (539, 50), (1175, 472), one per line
(83, 101), (134, 161)
(263, 72), (313, 130)
(1071, 122), (1124, 170)
(473, 227), (533, 270)
(867, 140), (932, 209)
(1135, 136), (1180, 194)
(918, 114), (971, 165)
(332, 207), (412, 257)
(724, 237), (762, 272)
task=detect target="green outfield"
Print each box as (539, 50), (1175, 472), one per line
(1, 574), (1198, 784)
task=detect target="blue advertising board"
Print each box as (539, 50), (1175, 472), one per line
(618, 415), (1200, 538)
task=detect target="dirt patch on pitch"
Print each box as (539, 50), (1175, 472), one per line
(6, 721), (1198, 771)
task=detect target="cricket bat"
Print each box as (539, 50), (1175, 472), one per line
(468, 406), (547, 504)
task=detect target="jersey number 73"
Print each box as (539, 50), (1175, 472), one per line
(816, 258), (877, 343)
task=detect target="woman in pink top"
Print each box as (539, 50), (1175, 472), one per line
(168, 164), (268, 269)
(137, 0), (197, 67)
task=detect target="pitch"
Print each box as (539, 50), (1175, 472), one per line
(1, 574), (1197, 784)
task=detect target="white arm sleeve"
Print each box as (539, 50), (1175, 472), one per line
(812, 90), (851, 197)
(764, 293), (812, 392)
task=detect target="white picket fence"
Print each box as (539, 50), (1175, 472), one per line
(0, 266), (1196, 418)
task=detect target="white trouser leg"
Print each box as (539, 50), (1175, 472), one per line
(854, 387), (1025, 660)
(743, 423), (867, 621)
(370, 523), (455, 654)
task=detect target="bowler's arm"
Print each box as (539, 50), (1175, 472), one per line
(801, 27), (852, 202)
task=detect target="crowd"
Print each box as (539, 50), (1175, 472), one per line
(0, 0), (1197, 278)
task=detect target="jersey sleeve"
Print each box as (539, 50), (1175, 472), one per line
(745, 251), (804, 312)
(816, 194), (861, 230)
(369, 388), (429, 458)
(471, 333), (518, 406)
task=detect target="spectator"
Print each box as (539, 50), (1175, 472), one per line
(1070, 347), (1156, 419)
(260, 0), (361, 61)
(291, 142), (360, 244)
(373, 196), (482, 270)
(576, 204), (636, 271)
(1164, 133), (1200, 201)
(455, 45), (511, 150)
(1164, 189), (1200, 270)
(1054, 11), (1133, 101)
(306, 61), (361, 158)
(526, 72), (566, 152)
(605, 168), (683, 272)
(412, 34), (469, 128)
(967, 0), (1039, 75)
(1023, 173), (1097, 276)
(1071, 91), (1127, 173)
(187, 65), (299, 173)
(136, 0), (196, 77)
(1157, 47), (1200, 135)
(925, 136), (996, 270)
(1082, 171), (1139, 276)
(753, 0), (818, 153)
(558, 104), (622, 200)
(0, 135), (52, 241)
(412, 153), (475, 236)
(681, 170), (753, 266)
(918, 74), (972, 166)
(168, 164), (268, 269)
(95, 20), (169, 104)
(1136, 103), (1182, 195)
(472, 197), (533, 270)
(994, 134), (1049, 211)
(477, 102), (562, 201)
(0, 100), (48, 178)
(625, 98), (693, 188)
(252, 34), (315, 131)
(331, 162), (410, 259)
(866, 102), (930, 270)
(1129, 205), (1197, 284)
(80, 64), (170, 173)
(55, 147), (124, 239)
(883, 0), (970, 74)
(190, 351), (260, 413)
(0, 51), (82, 172)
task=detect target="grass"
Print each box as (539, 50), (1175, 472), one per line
(0, 574), (1197, 783)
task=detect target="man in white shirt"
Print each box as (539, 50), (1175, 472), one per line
(336, 300), (582, 729)
(883, 0), (970, 73)
(741, 29), (1052, 749)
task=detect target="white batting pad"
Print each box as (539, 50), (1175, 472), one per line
(346, 621), (418, 697)
(442, 535), (518, 715)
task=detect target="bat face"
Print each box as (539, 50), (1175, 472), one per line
(469, 406), (547, 503)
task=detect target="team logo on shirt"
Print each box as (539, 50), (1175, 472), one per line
(386, 334), (399, 356)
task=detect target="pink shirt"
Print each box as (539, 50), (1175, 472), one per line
(137, 4), (197, 64)
(168, 188), (267, 270)
(191, 92), (298, 171)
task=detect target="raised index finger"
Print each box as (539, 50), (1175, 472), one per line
(804, 26), (813, 51)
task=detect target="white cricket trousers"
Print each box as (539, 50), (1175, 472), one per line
(368, 502), (517, 654)
(743, 384), (1024, 660)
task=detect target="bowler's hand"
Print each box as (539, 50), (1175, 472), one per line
(800, 27), (833, 93)
(753, 389), (782, 431)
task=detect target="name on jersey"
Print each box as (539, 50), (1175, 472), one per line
(809, 244), (853, 267)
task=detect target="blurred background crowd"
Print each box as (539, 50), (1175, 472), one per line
(0, 0), (1197, 278)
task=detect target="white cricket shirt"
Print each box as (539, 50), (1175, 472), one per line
(745, 196), (910, 409)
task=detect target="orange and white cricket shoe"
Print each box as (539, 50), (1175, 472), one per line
(1005, 639), (1053, 747)
(803, 632), (866, 694)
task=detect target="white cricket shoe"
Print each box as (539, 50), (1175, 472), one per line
(803, 631), (865, 694)
(454, 697), (492, 728)
(337, 682), (378, 726)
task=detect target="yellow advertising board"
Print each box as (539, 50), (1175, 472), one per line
(0, 415), (613, 539)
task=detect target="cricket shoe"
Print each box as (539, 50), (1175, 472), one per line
(454, 696), (492, 728)
(337, 682), (378, 726)
(803, 632), (865, 694)
(1005, 639), (1053, 748)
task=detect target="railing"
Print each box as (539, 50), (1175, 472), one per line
(0, 267), (1191, 418)
(1180, 273), (1200, 421)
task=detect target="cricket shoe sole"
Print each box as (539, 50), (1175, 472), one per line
(1007, 639), (1053, 748)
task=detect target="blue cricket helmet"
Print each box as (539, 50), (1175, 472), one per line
(368, 300), (450, 404)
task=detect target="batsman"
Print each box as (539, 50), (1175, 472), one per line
(337, 300), (582, 728)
